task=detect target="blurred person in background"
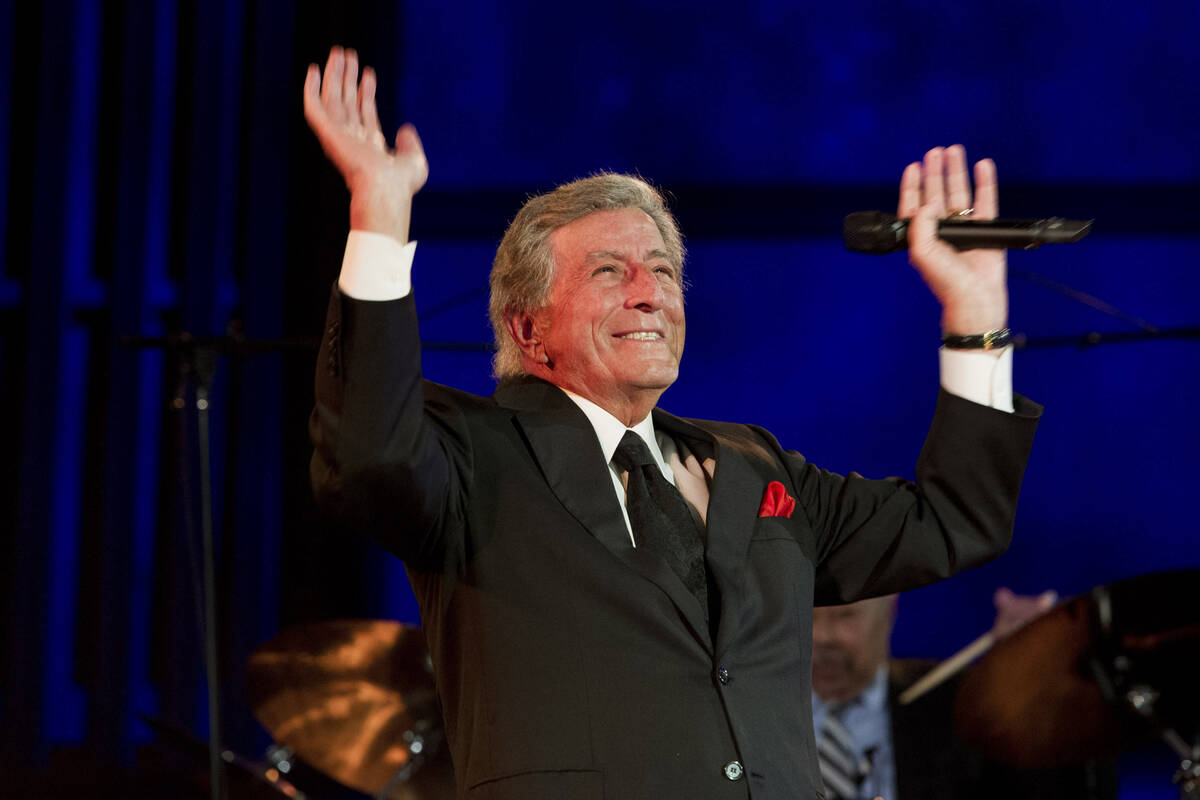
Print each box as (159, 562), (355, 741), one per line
(811, 588), (1118, 800)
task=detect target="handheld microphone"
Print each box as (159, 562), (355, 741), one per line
(843, 211), (1093, 254)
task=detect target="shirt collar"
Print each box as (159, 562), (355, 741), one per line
(561, 388), (671, 477)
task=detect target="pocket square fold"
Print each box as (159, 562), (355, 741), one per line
(757, 480), (796, 518)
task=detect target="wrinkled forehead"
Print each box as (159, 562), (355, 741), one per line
(549, 208), (675, 270)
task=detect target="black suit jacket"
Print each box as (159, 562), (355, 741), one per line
(310, 290), (1041, 800)
(890, 660), (1117, 800)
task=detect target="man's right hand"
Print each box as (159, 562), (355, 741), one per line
(303, 46), (428, 245)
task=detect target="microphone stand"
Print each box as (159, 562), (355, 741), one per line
(191, 344), (222, 800)
(120, 330), (317, 800)
(1008, 267), (1200, 350)
(1014, 327), (1200, 350)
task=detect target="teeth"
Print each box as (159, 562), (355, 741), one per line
(618, 332), (662, 341)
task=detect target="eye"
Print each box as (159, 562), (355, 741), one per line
(591, 265), (617, 277)
(653, 265), (676, 279)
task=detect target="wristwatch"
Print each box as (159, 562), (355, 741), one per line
(941, 328), (1012, 350)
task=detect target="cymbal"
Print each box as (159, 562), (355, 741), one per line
(136, 713), (308, 799)
(955, 569), (1200, 767)
(246, 620), (453, 799)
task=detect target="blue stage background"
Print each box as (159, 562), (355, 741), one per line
(1, 1), (1196, 797)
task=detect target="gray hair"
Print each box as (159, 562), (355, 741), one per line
(488, 172), (685, 378)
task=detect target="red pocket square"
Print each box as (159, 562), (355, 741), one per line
(758, 481), (796, 518)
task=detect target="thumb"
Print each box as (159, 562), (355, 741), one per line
(394, 122), (424, 155)
(392, 123), (429, 194)
(907, 202), (956, 289)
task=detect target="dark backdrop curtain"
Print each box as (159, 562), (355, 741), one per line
(1, 2), (1197, 798)
(0, 2), (415, 794)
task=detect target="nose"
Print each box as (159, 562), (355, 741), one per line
(811, 613), (834, 646)
(623, 264), (666, 310)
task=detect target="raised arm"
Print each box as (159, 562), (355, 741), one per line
(306, 48), (460, 568)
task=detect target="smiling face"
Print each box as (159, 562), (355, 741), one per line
(516, 207), (685, 423)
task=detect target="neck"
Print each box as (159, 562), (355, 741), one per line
(525, 368), (663, 426)
(571, 387), (660, 427)
(603, 396), (658, 427)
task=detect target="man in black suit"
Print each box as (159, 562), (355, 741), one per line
(303, 46), (1041, 799)
(811, 592), (1117, 800)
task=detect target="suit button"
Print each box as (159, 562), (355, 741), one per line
(717, 667), (730, 685)
(723, 760), (743, 781)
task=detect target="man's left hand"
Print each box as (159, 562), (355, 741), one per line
(899, 145), (1008, 337)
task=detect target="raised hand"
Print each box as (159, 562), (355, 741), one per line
(303, 46), (428, 244)
(898, 145), (1007, 337)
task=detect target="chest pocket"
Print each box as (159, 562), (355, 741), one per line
(743, 515), (815, 646)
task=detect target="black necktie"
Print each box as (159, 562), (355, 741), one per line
(611, 430), (709, 616)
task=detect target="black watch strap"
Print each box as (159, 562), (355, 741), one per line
(941, 328), (1012, 350)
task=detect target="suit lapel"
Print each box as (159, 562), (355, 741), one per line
(498, 377), (632, 557)
(498, 379), (713, 650)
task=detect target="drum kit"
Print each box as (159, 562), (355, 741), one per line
(243, 620), (456, 800)
(178, 569), (1195, 798)
(956, 569), (1200, 796)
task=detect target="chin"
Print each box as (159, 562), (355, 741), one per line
(630, 375), (677, 393)
(624, 362), (679, 389)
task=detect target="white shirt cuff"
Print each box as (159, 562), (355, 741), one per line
(337, 230), (417, 300)
(939, 346), (1014, 412)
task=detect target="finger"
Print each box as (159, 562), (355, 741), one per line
(302, 64), (324, 124)
(972, 158), (999, 220)
(304, 60), (356, 176)
(922, 146), (946, 216)
(359, 67), (385, 145)
(321, 46), (345, 114)
(897, 162), (922, 218)
(944, 144), (971, 213)
(342, 48), (360, 120)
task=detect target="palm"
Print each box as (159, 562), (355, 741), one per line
(303, 47), (427, 241)
(898, 145), (1008, 334)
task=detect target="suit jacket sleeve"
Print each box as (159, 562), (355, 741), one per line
(309, 286), (470, 571)
(774, 389), (1043, 604)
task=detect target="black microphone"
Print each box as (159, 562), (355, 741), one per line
(843, 211), (1093, 254)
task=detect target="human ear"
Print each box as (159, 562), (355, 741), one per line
(506, 311), (550, 365)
